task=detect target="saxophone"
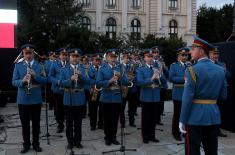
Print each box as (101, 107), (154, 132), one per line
(122, 63), (135, 98)
(90, 66), (102, 102)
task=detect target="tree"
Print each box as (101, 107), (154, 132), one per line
(140, 35), (186, 66)
(17, 0), (84, 52)
(197, 4), (233, 43)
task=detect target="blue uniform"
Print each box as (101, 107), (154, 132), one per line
(137, 64), (164, 103)
(180, 58), (227, 125)
(169, 61), (187, 101)
(12, 60), (47, 104)
(60, 64), (90, 106)
(96, 63), (129, 104)
(49, 60), (68, 94)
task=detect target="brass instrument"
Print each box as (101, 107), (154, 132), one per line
(122, 63), (136, 98)
(153, 67), (162, 86)
(26, 64), (32, 95)
(90, 84), (102, 102)
(90, 66), (102, 102)
(73, 65), (81, 93)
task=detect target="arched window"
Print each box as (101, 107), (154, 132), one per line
(169, 20), (178, 38)
(106, 18), (116, 39)
(169, 0), (178, 8)
(107, 0), (116, 7)
(81, 17), (91, 30)
(132, 0), (140, 8)
(131, 19), (141, 39)
(80, 0), (90, 6)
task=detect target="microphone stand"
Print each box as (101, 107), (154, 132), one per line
(102, 48), (136, 154)
(40, 63), (63, 145)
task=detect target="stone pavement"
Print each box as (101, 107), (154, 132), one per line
(0, 101), (235, 155)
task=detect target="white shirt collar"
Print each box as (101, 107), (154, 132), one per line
(179, 61), (185, 66)
(146, 63), (151, 68)
(26, 59), (34, 67)
(198, 57), (208, 62)
(70, 64), (78, 69)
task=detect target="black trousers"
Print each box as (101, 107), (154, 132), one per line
(159, 88), (167, 115)
(141, 102), (160, 141)
(64, 105), (85, 145)
(102, 103), (121, 141)
(185, 125), (219, 155)
(88, 99), (103, 129)
(172, 100), (182, 136)
(127, 92), (138, 124)
(18, 104), (41, 147)
(54, 93), (64, 128)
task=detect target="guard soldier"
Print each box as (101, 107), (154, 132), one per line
(12, 44), (47, 153)
(88, 53), (103, 130)
(169, 47), (189, 141)
(179, 36), (227, 155)
(96, 49), (129, 146)
(137, 49), (163, 144)
(48, 48), (68, 133)
(151, 46), (169, 125)
(60, 48), (90, 149)
(209, 47), (230, 137)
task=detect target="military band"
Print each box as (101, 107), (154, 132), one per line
(12, 36), (228, 154)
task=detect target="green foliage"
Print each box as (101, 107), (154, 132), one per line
(17, 0), (84, 52)
(140, 35), (186, 66)
(197, 4), (233, 43)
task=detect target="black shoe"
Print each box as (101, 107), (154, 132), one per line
(143, 139), (149, 144)
(20, 146), (30, 154)
(90, 126), (96, 131)
(32, 145), (42, 152)
(0, 118), (4, 124)
(157, 122), (164, 126)
(56, 127), (64, 133)
(218, 131), (227, 137)
(98, 125), (103, 129)
(149, 138), (159, 143)
(105, 140), (111, 146)
(173, 134), (182, 141)
(67, 143), (73, 149)
(130, 123), (136, 127)
(111, 139), (120, 145)
(76, 143), (83, 148)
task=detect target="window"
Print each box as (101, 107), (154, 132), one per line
(81, 17), (91, 30)
(80, 0), (90, 6)
(132, 0), (140, 8)
(169, 20), (178, 38)
(131, 19), (141, 39)
(106, 18), (116, 39)
(169, 0), (178, 8)
(107, 0), (116, 7)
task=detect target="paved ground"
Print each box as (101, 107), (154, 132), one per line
(0, 101), (235, 155)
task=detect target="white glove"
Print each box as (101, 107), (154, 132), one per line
(179, 122), (186, 134)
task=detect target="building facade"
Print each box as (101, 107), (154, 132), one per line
(78, 0), (197, 45)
